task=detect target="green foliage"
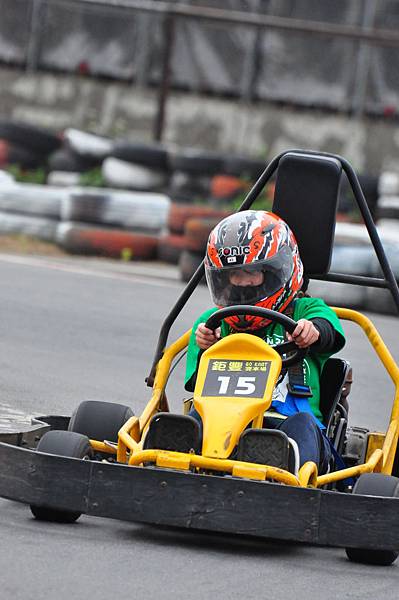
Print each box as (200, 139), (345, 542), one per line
(79, 167), (105, 187)
(5, 165), (46, 184)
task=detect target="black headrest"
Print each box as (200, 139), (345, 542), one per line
(272, 152), (342, 276)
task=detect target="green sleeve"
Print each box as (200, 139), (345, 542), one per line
(184, 307), (219, 392)
(294, 297), (346, 357)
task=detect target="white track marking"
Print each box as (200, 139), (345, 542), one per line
(0, 253), (181, 288)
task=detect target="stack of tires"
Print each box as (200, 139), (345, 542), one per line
(158, 204), (230, 281)
(57, 187), (171, 259)
(0, 120), (61, 171)
(377, 171), (399, 221)
(102, 141), (170, 192)
(47, 128), (112, 185)
(0, 173), (68, 242)
(0, 172), (171, 259)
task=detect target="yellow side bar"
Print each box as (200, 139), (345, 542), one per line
(332, 307), (399, 400)
(298, 461), (318, 487)
(382, 419), (399, 474)
(128, 449), (300, 486)
(90, 440), (117, 455)
(138, 330), (191, 433)
(332, 308), (399, 476)
(317, 449), (383, 487)
(117, 416), (140, 463)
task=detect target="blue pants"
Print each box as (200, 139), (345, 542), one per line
(189, 408), (331, 474)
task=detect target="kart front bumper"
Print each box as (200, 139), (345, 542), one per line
(0, 437), (398, 551)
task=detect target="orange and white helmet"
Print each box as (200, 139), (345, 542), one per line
(205, 210), (304, 330)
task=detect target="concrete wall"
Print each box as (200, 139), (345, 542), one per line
(1, 66), (399, 175)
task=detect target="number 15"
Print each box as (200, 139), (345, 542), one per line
(217, 376), (256, 395)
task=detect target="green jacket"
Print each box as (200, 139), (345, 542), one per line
(184, 297), (345, 420)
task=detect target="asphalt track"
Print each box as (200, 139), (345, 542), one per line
(0, 254), (398, 600)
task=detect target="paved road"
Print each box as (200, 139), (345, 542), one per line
(0, 255), (398, 600)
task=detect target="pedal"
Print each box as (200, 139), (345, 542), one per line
(144, 413), (201, 454)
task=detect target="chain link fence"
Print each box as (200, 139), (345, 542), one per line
(1, 0), (399, 116)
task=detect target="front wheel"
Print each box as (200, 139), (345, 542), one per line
(345, 473), (399, 566)
(30, 430), (93, 523)
(68, 399), (134, 447)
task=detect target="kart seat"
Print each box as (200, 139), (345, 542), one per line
(272, 152), (341, 278)
(319, 357), (351, 448)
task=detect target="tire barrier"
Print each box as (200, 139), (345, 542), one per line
(157, 234), (187, 264)
(168, 203), (229, 235)
(169, 171), (212, 203)
(339, 173), (379, 219)
(169, 148), (224, 176)
(378, 172), (399, 197)
(102, 157), (169, 191)
(61, 188), (170, 232)
(178, 249), (205, 283)
(0, 183), (66, 219)
(222, 155), (266, 180)
(5, 142), (44, 170)
(0, 120), (61, 156)
(47, 171), (81, 187)
(111, 142), (169, 171)
(63, 129), (112, 161)
(0, 170), (15, 185)
(331, 245), (374, 276)
(376, 196), (399, 220)
(56, 223), (159, 259)
(308, 279), (368, 310)
(184, 216), (222, 253)
(47, 148), (100, 173)
(210, 175), (248, 200)
(0, 211), (59, 242)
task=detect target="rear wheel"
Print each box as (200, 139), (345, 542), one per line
(345, 473), (399, 566)
(30, 430), (93, 523)
(68, 400), (134, 443)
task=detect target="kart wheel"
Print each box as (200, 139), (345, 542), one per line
(68, 400), (134, 443)
(30, 430), (93, 523)
(345, 473), (399, 566)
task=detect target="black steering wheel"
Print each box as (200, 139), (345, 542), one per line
(204, 305), (308, 368)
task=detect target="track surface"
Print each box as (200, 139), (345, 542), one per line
(0, 255), (398, 599)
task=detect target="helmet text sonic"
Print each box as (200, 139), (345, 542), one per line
(218, 245), (251, 257)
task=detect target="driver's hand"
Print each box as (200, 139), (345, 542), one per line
(286, 319), (319, 348)
(195, 323), (221, 350)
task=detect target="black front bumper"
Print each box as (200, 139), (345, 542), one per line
(0, 439), (398, 551)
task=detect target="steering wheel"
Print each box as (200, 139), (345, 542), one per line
(204, 305), (308, 369)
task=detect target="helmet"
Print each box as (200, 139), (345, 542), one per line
(205, 210), (304, 331)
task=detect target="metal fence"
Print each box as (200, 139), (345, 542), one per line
(2, 0), (399, 118)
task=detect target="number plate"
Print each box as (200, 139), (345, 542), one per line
(201, 359), (271, 398)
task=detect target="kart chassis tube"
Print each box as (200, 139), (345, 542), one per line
(0, 440), (398, 551)
(148, 149), (399, 385)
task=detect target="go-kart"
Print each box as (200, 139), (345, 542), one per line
(1, 150), (399, 566)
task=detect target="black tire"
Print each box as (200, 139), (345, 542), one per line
(68, 400), (134, 443)
(6, 143), (44, 169)
(157, 234), (186, 264)
(169, 150), (224, 176)
(222, 155), (266, 180)
(30, 430), (93, 523)
(111, 141), (169, 171)
(0, 120), (61, 155)
(179, 249), (205, 283)
(47, 148), (99, 173)
(345, 473), (399, 566)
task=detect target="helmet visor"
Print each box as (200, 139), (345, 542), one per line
(205, 246), (294, 307)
